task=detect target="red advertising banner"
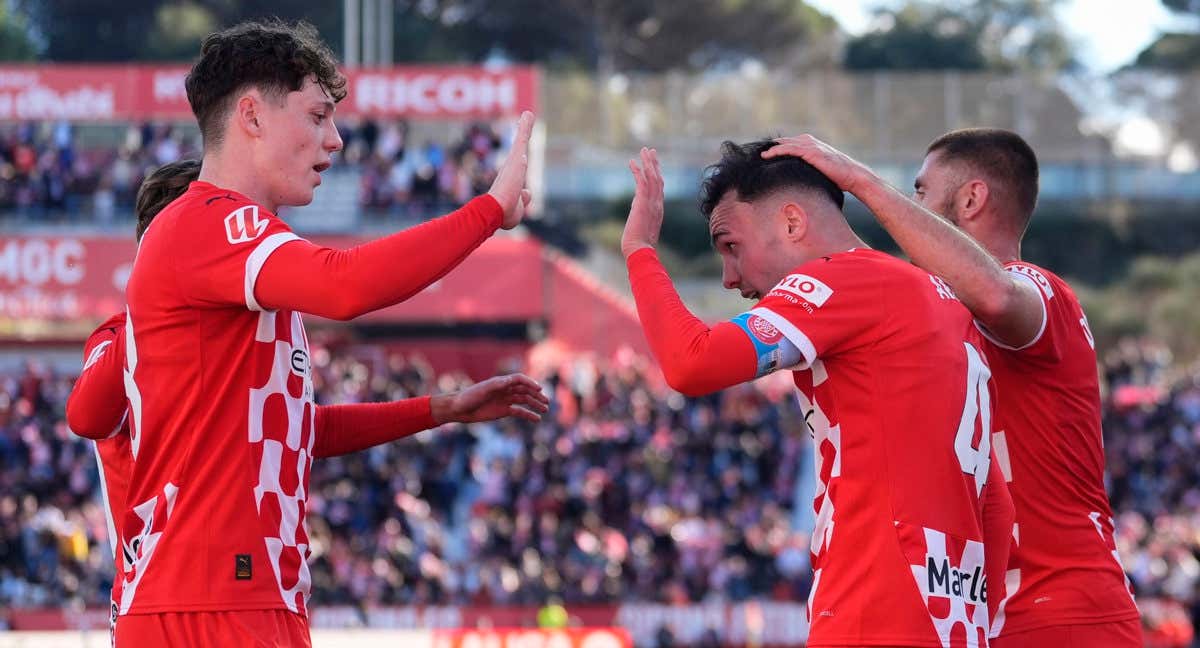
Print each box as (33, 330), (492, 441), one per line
(0, 235), (134, 339)
(0, 64), (538, 121)
(347, 66), (539, 119)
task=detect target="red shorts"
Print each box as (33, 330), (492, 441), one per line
(115, 609), (310, 648)
(991, 618), (1144, 648)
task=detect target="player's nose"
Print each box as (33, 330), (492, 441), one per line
(326, 123), (344, 153)
(722, 267), (739, 291)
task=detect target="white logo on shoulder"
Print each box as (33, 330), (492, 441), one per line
(83, 340), (112, 371)
(1009, 264), (1054, 300)
(224, 205), (268, 244)
(771, 273), (834, 307)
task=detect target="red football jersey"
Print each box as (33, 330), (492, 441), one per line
(120, 182), (316, 617)
(983, 262), (1138, 637)
(69, 312), (133, 626)
(747, 249), (997, 647)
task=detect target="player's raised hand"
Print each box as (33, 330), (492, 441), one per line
(761, 134), (874, 196)
(431, 374), (550, 424)
(621, 147), (665, 258)
(487, 111), (536, 230)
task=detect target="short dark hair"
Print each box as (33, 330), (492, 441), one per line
(927, 128), (1039, 228)
(135, 159), (201, 241)
(185, 19), (347, 148)
(700, 140), (845, 219)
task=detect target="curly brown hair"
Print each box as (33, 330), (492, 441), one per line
(135, 159), (201, 241)
(185, 19), (347, 149)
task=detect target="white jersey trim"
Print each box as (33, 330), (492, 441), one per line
(973, 270), (1048, 352)
(244, 233), (301, 312)
(749, 306), (818, 369)
(92, 442), (119, 561)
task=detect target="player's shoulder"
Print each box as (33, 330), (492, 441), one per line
(162, 181), (290, 249)
(86, 311), (127, 343)
(82, 311), (126, 366)
(788, 247), (904, 278)
(1002, 260), (1065, 302)
(767, 249), (903, 304)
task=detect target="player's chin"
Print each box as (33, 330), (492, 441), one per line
(286, 187), (316, 207)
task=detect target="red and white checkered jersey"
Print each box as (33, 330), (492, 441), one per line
(120, 181), (316, 616)
(748, 249), (997, 647)
(983, 262), (1139, 637)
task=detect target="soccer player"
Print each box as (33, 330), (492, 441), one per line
(622, 144), (1010, 647)
(761, 130), (1141, 645)
(114, 20), (541, 647)
(66, 159), (202, 638)
(68, 160), (549, 644)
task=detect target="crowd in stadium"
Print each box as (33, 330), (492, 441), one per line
(0, 336), (1195, 642)
(0, 343), (810, 614)
(350, 120), (505, 217)
(0, 119), (501, 221)
(0, 121), (199, 221)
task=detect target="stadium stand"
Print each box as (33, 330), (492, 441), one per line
(0, 338), (1193, 644)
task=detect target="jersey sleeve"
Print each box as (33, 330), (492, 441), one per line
(312, 397), (436, 458)
(746, 255), (883, 369)
(975, 263), (1061, 363)
(66, 313), (129, 440)
(172, 198), (303, 311)
(982, 452), (1015, 623)
(253, 195), (503, 320)
(626, 247), (759, 395)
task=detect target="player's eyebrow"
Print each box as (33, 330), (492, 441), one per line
(710, 229), (728, 247)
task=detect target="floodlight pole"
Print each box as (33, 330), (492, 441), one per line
(344, 0), (360, 68)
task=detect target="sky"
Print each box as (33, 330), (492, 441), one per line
(806, 0), (1199, 73)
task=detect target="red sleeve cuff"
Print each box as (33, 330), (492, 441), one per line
(472, 193), (505, 231)
(625, 246), (660, 274)
(312, 395), (438, 458)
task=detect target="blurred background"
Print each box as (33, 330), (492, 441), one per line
(1, 1), (1199, 646)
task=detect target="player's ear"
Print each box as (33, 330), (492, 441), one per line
(781, 202), (808, 242)
(233, 91), (265, 139)
(960, 180), (989, 221)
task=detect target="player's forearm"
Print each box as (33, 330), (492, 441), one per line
(853, 175), (1017, 320)
(627, 248), (757, 396)
(67, 343), (127, 440)
(255, 195), (503, 319)
(66, 386), (126, 440)
(312, 396), (437, 458)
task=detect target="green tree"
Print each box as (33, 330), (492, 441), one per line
(384, 0), (838, 72)
(21, 0), (163, 61)
(845, 0), (1075, 71)
(0, 2), (38, 60)
(1133, 32), (1200, 69)
(845, 4), (987, 70)
(1132, 0), (1200, 69)
(16, 0), (342, 62)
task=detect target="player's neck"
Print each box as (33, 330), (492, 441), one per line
(197, 154), (277, 213)
(976, 230), (1021, 265)
(817, 230), (869, 257)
